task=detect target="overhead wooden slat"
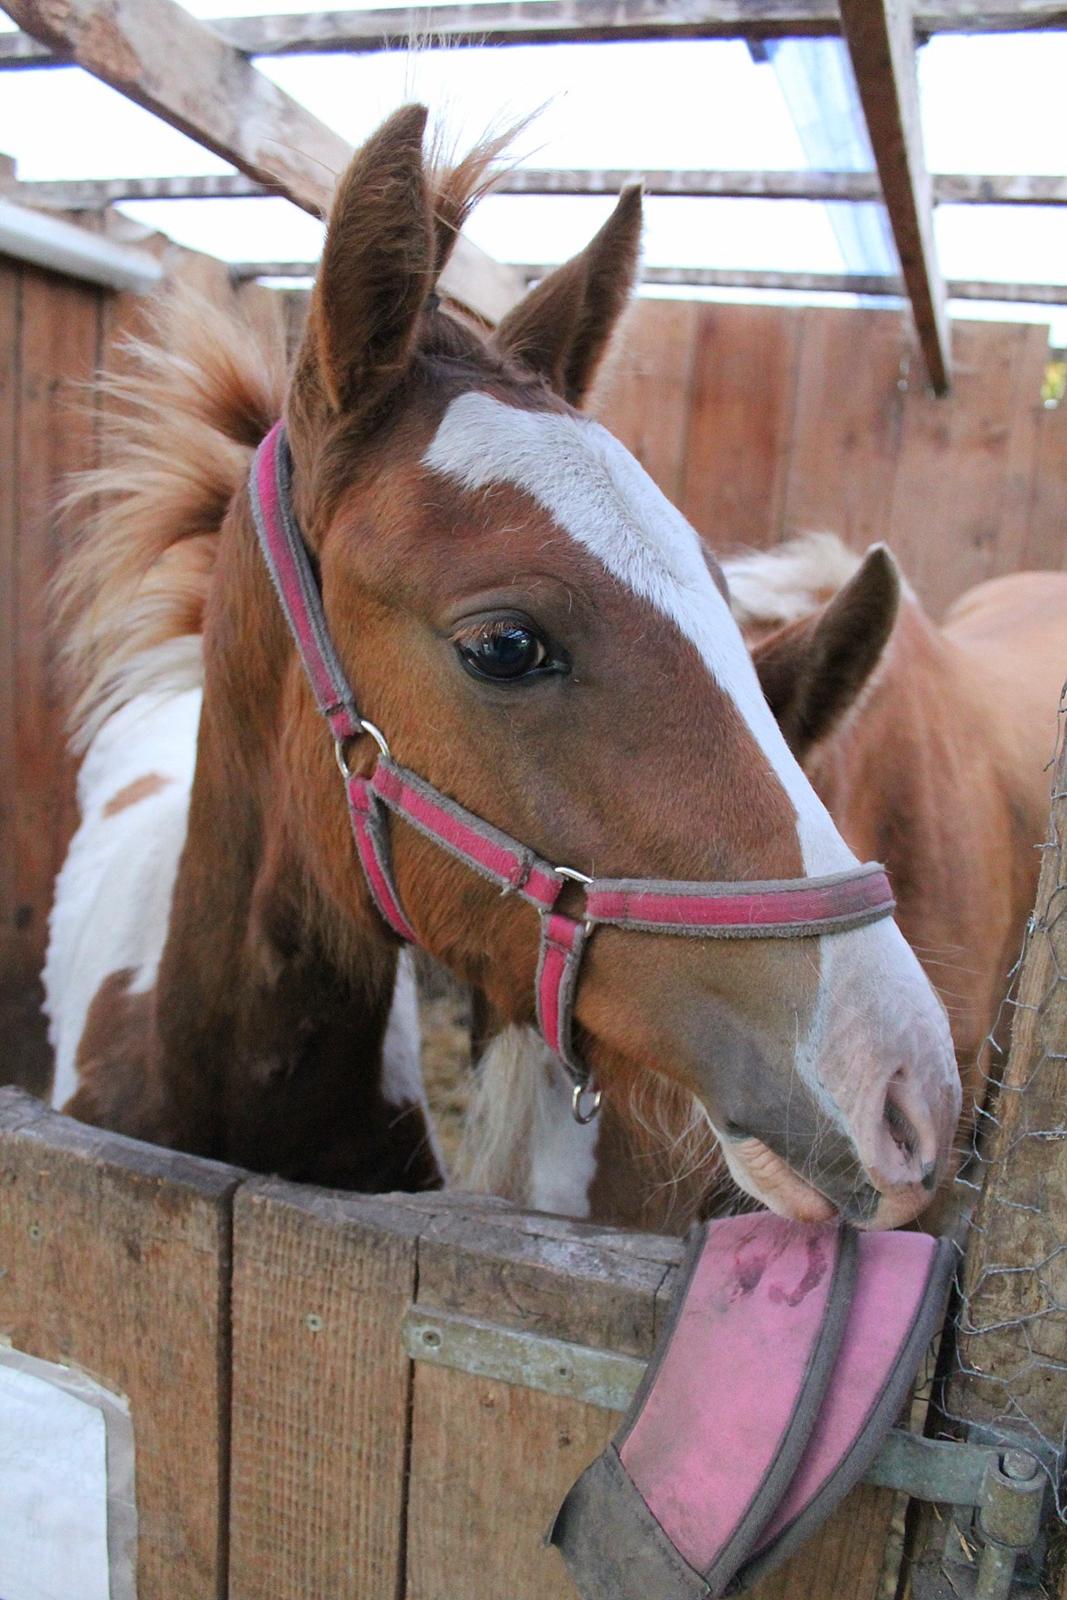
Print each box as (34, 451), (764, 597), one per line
(2, 1), (1066, 66)
(234, 259), (1067, 307)
(0, 0), (523, 323)
(11, 167), (1067, 209)
(838, 0), (951, 394)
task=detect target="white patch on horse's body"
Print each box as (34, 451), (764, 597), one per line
(456, 1027), (598, 1217)
(527, 1050), (599, 1217)
(44, 663), (203, 1109)
(425, 397), (954, 1167)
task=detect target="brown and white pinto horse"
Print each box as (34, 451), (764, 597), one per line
(463, 536), (1066, 1229)
(44, 106), (957, 1225)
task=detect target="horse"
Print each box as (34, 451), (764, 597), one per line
(461, 535), (1067, 1230)
(43, 105), (957, 1228)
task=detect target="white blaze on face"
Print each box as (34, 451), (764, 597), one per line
(423, 392), (852, 875)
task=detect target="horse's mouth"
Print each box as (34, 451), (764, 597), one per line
(726, 1135), (839, 1224)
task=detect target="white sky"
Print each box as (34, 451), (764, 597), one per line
(0, 6), (1065, 340)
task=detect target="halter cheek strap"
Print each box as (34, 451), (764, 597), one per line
(249, 422), (897, 1118)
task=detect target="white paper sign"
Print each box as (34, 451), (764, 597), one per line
(0, 1351), (137, 1600)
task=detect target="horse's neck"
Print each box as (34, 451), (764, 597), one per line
(137, 512), (441, 1189)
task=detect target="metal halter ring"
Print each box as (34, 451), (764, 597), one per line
(571, 1081), (603, 1125)
(334, 719), (391, 778)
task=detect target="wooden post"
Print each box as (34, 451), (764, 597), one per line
(0, 1088), (240, 1599)
(838, 0), (952, 394)
(907, 713), (1067, 1594)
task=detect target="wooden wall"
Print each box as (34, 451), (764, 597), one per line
(595, 300), (1067, 617)
(2, 282), (1065, 1097)
(0, 256), (107, 1094)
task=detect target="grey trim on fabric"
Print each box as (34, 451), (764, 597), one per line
(250, 428), (361, 730)
(732, 1235), (957, 1593)
(372, 758), (562, 912)
(534, 912), (590, 1086)
(585, 905), (895, 939)
(548, 1446), (712, 1600)
(590, 862), (888, 900)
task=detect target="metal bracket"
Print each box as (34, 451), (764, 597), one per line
(402, 1307), (1049, 1597)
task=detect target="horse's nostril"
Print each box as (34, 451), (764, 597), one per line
(883, 1092), (919, 1162)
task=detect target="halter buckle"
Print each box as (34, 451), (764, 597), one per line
(334, 719), (392, 778)
(571, 1081), (603, 1125)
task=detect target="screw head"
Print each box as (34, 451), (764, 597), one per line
(1001, 1448), (1038, 1481)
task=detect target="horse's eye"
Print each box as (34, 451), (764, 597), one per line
(454, 620), (551, 683)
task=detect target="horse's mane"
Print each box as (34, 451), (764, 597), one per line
(724, 533), (862, 632)
(56, 128), (516, 751)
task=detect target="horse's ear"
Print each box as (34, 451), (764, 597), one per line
(752, 545), (901, 759)
(297, 103), (433, 418)
(494, 185), (643, 407)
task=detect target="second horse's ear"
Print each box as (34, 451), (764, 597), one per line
(752, 545), (901, 760)
(493, 186), (643, 407)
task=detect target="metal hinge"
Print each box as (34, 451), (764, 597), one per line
(402, 1307), (1048, 1599)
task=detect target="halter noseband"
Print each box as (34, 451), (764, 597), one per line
(249, 423), (895, 1123)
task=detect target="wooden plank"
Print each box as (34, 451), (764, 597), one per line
(6, 264), (100, 1094)
(228, 1178), (423, 1600)
(15, 169), (1067, 209)
(6, 1), (1067, 63)
(783, 305), (911, 549)
(838, 0), (951, 394)
(678, 302), (804, 552)
(406, 1204), (678, 1600)
(0, 261), (21, 1084)
(1026, 384), (1067, 572)
(0, 1087), (240, 1598)
(592, 299), (700, 506)
(1, 0), (520, 324)
(994, 319), (1053, 576)
(886, 319), (1030, 612)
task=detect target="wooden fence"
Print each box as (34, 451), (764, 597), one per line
(595, 300), (1067, 616)
(0, 724), (1064, 1598)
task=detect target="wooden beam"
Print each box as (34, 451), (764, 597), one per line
(2, 2), (1066, 66)
(0, 0), (522, 324)
(12, 168), (1067, 210)
(235, 258), (1067, 308)
(839, 0), (951, 393)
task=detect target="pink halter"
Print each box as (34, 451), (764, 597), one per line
(249, 422), (896, 1118)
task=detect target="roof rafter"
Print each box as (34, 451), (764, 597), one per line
(0, 0), (523, 322)
(2, 1), (1066, 66)
(8, 168), (1067, 208)
(232, 258), (1067, 307)
(838, 0), (951, 392)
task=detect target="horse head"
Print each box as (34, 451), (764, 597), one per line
(271, 105), (959, 1228)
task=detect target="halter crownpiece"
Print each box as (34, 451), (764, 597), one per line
(249, 422), (897, 1117)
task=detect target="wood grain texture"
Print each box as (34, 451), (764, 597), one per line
(0, 1086), (239, 1598)
(407, 1363), (616, 1600)
(783, 306), (911, 549)
(2, 262), (101, 1095)
(887, 319), (1028, 612)
(593, 299), (699, 506)
(838, 0), (950, 393)
(228, 1177), (422, 1600)
(679, 303), (803, 552)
